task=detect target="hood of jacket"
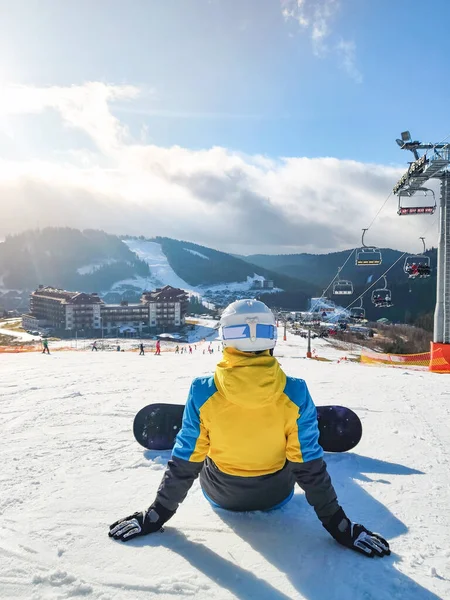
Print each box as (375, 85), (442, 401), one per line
(214, 347), (286, 409)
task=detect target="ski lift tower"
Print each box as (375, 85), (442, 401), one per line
(393, 131), (450, 372)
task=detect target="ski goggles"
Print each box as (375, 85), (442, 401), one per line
(221, 323), (277, 342)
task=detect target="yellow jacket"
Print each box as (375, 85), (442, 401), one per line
(173, 348), (323, 476)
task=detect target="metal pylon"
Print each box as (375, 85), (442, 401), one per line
(434, 174), (450, 343)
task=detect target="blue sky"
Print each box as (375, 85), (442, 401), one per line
(0, 0), (445, 253)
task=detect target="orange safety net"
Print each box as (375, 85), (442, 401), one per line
(0, 345), (80, 353)
(0, 345), (39, 353)
(361, 349), (430, 367)
(0, 339), (218, 354)
(0, 344), (198, 354)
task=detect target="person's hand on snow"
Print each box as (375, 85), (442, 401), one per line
(324, 508), (390, 558)
(108, 502), (175, 541)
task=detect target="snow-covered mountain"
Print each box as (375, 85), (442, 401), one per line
(115, 238), (277, 297)
(0, 228), (150, 294)
(0, 229), (314, 311)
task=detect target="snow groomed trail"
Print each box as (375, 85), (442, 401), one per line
(1, 333), (449, 599)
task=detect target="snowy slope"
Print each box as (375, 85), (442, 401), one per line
(119, 239), (273, 295)
(119, 239), (196, 292)
(0, 319), (38, 342)
(77, 259), (118, 275)
(1, 334), (449, 599)
(184, 248), (210, 260)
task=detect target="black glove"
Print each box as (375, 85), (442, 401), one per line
(108, 502), (175, 542)
(324, 508), (390, 558)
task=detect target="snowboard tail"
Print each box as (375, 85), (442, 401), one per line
(133, 403), (362, 453)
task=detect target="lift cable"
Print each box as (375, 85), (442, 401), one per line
(321, 248), (356, 298)
(345, 217), (438, 311)
(317, 127), (449, 304)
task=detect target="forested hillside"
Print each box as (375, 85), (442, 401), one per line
(154, 236), (318, 294)
(0, 228), (149, 291)
(0, 228), (437, 323)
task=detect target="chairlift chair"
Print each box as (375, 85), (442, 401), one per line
(333, 280), (353, 295)
(350, 307), (366, 320)
(397, 188), (436, 216)
(371, 276), (393, 308)
(333, 272), (354, 295)
(404, 237), (431, 278)
(349, 298), (365, 321)
(356, 229), (382, 266)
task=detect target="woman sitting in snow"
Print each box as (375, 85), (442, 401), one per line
(109, 300), (390, 558)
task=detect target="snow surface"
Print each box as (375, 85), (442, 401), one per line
(77, 259), (118, 275)
(119, 239), (274, 296)
(0, 320), (39, 342)
(1, 333), (450, 599)
(183, 248), (210, 260)
(117, 240), (194, 292)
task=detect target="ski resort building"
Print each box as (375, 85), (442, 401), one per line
(101, 301), (149, 336)
(141, 285), (189, 331)
(251, 279), (274, 290)
(24, 286), (104, 334)
(24, 284), (189, 336)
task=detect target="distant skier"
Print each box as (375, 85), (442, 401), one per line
(155, 340), (161, 356)
(189, 345), (192, 354)
(109, 299), (390, 558)
(92, 341), (98, 352)
(139, 343), (145, 356)
(42, 338), (50, 355)
(175, 345), (179, 354)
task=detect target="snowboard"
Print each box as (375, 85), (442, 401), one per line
(133, 403), (362, 453)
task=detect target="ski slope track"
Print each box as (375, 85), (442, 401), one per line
(1, 333), (449, 599)
(119, 239), (273, 295)
(119, 240), (196, 292)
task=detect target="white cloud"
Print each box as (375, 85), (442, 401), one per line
(0, 82), (432, 255)
(0, 82), (139, 152)
(281, 0), (362, 82)
(336, 39), (362, 84)
(281, 0), (338, 55)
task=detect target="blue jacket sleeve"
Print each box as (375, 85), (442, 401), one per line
(156, 377), (214, 511)
(284, 377), (339, 523)
(172, 377), (213, 462)
(285, 377), (324, 463)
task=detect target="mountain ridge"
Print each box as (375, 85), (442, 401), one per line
(0, 227), (436, 323)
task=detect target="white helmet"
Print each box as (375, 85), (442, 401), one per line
(220, 299), (277, 352)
